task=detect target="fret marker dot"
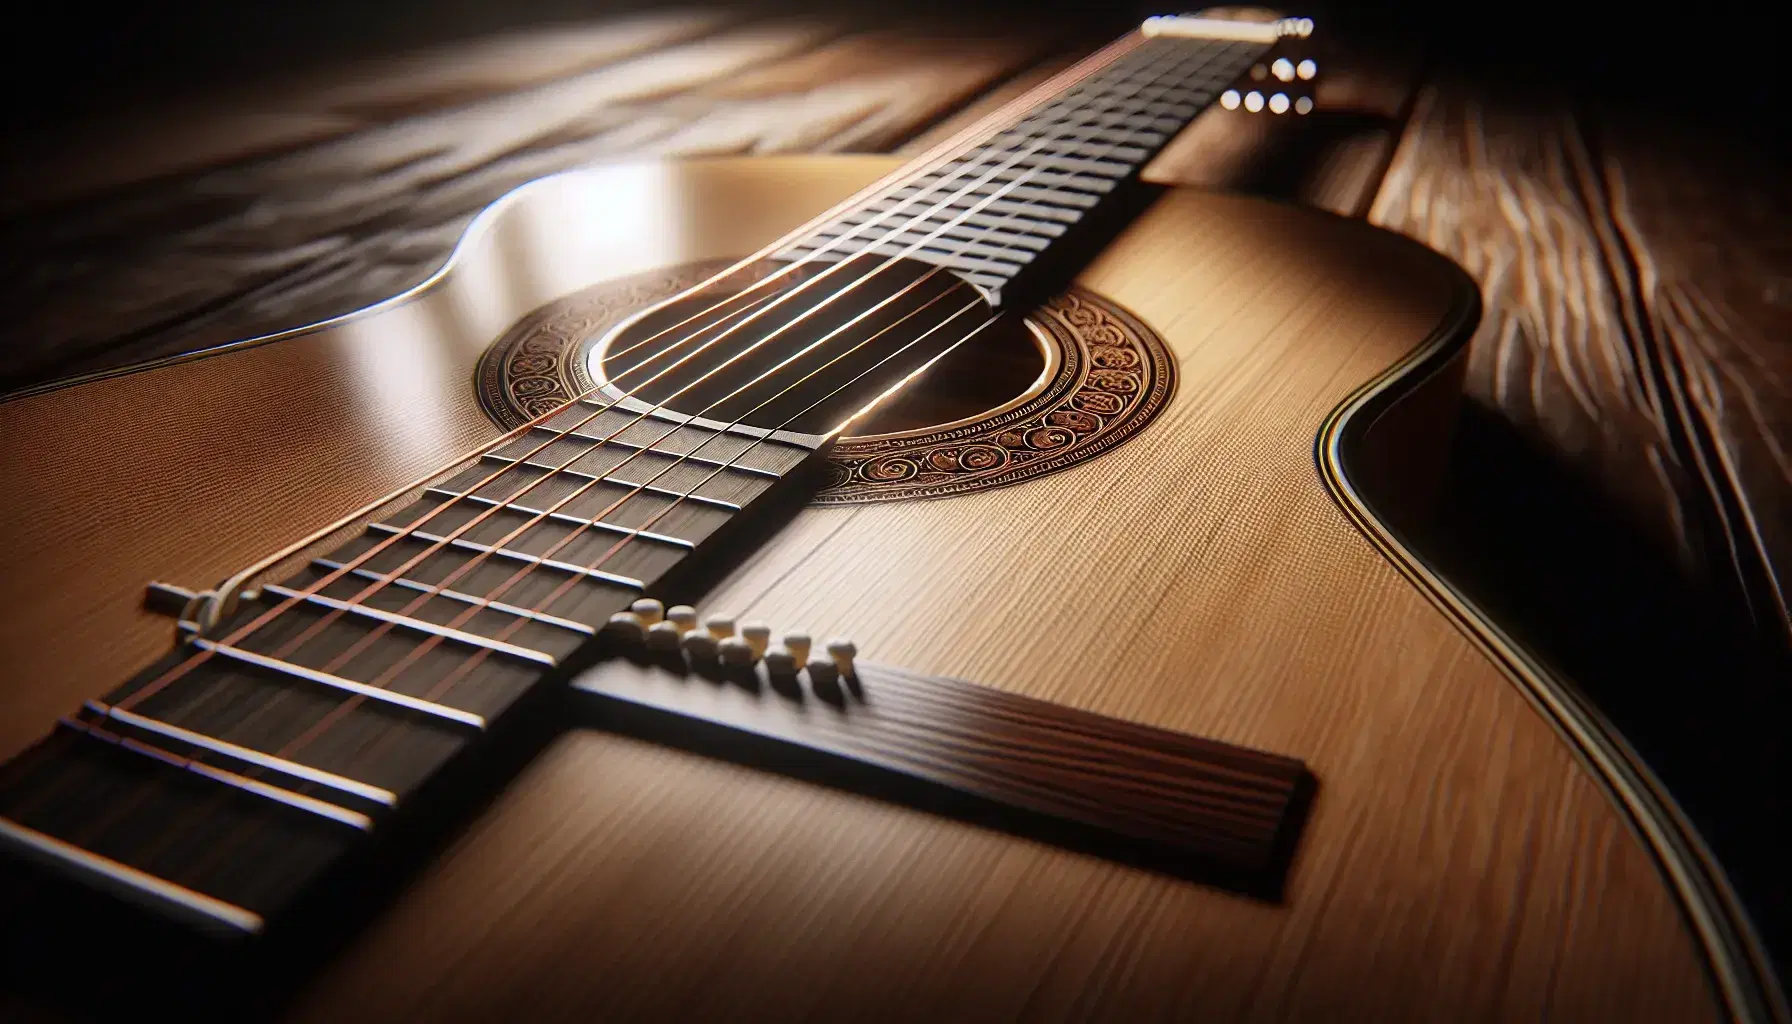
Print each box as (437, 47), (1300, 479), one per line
(1220, 89), (1241, 110)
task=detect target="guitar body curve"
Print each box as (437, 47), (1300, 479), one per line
(0, 156), (1765, 1021)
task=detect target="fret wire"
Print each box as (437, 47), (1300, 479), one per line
(428, 474), (743, 513)
(190, 640), (487, 731)
(415, 488), (701, 549)
(362, 523), (647, 591)
(22, 32), (1269, 909)
(785, 39), (1249, 284)
(531, 425), (783, 480)
(259, 584), (560, 667)
(57, 718), (374, 832)
(0, 817), (265, 935)
(310, 557), (595, 638)
(85, 699), (400, 807)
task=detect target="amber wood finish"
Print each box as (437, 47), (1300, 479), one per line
(1, 154), (1772, 1022)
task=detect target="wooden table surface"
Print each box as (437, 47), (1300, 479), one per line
(1, 1), (1786, 992)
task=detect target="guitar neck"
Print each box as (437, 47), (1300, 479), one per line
(774, 27), (1276, 303)
(0, 406), (831, 935)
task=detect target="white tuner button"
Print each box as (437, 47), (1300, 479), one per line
(825, 638), (857, 678)
(605, 611), (645, 644)
(718, 636), (756, 666)
(782, 633), (812, 665)
(667, 605), (698, 633)
(646, 620), (683, 651)
(705, 615), (736, 639)
(629, 599), (665, 626)
(806, 657), (838, 687)
(681, 629), (719, 662)
(763, 647), (797, 677)
(741, 622), (771, 658)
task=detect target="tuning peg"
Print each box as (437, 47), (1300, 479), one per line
(605, 611), (646, 646)
(824, 638), (857, 679)
(718, 636), (756, 667)
(646, 620), (683, 651)
(681, 628), (719, 663)
(763, 646), (798, 678)
(805, 657), (838, 687)
(667, 605), (698, 633)
(782, 633), (811, 665)
(629, 599), (665, 626)
(741, 622), (771, 659)
(705, 615), (736, 640)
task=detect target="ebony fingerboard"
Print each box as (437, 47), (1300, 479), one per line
(0, 408), (829, 936)
(573, 657), (1312, 895)
(775, 35), (1271, 298)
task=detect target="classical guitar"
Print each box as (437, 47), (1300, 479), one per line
(0, 13), (1784, 1023)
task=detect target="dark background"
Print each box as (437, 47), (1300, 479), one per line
(3, 0), (1788, 141)
(1, 0), (1787, 999)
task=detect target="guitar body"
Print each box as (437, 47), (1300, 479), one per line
(0, 155), (1758, 1021)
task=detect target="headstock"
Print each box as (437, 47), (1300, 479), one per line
(1143, 11), (1320, 116)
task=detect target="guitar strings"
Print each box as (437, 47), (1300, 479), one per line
(218, 158), (1085, 759)
(198, 271), (978, 754)
(108, 121), (1092, 716)
(180, 58), (1189, 763)
(270, 290), (998, 766)
(225, 49), (1199, 702)
(37, 107), (1131, 840)
(488, 30), (1146, 415)
(18, 118), (1091, 839)
(129, 31), (1190, 689)
(51, 37), (1206, 862)
(99, 293), (1007, 891)
(118, 35), (1188, 762)
(263, 37), (1194, 650)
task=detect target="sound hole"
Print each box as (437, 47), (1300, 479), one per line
(592, 258), (1043, 436)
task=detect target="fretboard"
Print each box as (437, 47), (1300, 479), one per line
(774, 33), (1271, 300)
(0, 404), (827, 934)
